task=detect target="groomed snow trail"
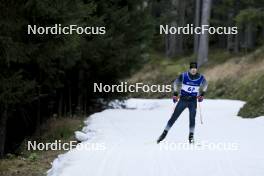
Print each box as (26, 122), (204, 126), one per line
(48, 99), (264, 176)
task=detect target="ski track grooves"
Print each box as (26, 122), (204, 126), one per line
(48, 99), (264, 176)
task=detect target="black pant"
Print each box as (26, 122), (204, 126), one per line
(166, 98), (197, 133)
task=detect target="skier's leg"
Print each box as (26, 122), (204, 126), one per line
(165, 99), (187, 131)
(188, 100), (197, 143)
(157, 100), (187, 143)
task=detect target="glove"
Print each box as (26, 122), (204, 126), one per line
(197, 95), (204, 102)
(172, 96), (179, 103)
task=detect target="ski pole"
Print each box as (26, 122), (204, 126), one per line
(170, 101), (177, 116)
(198, 102), (203, 124)
(171, 103), (176, 115)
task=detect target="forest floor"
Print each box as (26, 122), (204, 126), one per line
(0, 117), (85, 176)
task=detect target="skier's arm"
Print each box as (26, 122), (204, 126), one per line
(200, 77), (208, 96)
(173, 74), (183, 96)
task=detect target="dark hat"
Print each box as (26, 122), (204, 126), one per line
(190, 62), (198, 69)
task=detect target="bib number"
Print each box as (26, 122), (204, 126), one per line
(182, 84), (199, 93)
(187, 87), (195, 93)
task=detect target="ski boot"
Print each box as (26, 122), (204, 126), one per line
(157, 130), (168, 143)
(189, 132), (194, 144)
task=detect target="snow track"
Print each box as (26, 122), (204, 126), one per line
(48, 99), (264, 176)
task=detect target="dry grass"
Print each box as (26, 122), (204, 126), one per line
(127, 64), (160, 83)
(0, 150), (62, 176)
(0, 117), (85, 176)
(204, 55), (264, 82)
(37, 117), (84, 141)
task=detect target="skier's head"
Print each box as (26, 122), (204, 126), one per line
(189, 62), (198, 75)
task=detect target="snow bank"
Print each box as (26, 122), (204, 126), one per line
(48, 99), (264, 176)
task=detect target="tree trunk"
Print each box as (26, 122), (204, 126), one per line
(83, 89), (87, 115)
(167, 21), (177, 57)
(227, 34), (233, 52)
(64, 101), (67, 117)
(175, 0), (185, 54)
(245, 23), (254, 50)
(234, 32), (240, 53)
(36, 86), (41, 134)
(227, 10), (234, 52)
(77, 70), (84, 115)
(165, 0), (183, 58)
(165, 35), (169, 57)
(0, 107), (8, 158)
(58, 92), (63, 117)
(233, 0), (240, 53)
(194, 0), (201, 54)
(68, 86), (72, 117)
(197, 0), (212, 67)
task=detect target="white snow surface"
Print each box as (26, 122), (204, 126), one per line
(47, 99), (264, 176)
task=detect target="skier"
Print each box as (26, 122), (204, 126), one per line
(157, 62), (208, 144)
